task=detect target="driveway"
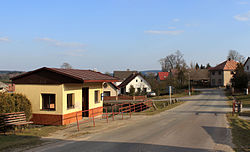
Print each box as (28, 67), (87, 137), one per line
(28, 88), (234, 152)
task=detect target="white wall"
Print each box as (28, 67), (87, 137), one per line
(125, 75), (152, 93)
(244, 58), (250, 73)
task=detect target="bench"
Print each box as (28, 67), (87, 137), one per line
(0, 112), (33, 134)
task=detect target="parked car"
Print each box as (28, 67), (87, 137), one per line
(147, 91), (156, 97)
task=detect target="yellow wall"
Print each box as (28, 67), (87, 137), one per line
(15, 82), (104, 116)
(15, 84), (63, 115)
(83, 82), (103, 109)
(223, 71), (233, 86)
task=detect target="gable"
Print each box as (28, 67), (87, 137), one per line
(127, 75), (151, 89)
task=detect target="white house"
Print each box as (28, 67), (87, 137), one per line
(118, 73), (151, 94)
(244, 57), (250, 73)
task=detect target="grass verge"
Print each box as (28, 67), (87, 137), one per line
(150, 90), (200, 100)
(135, 101), (185, 115)
(0, 125), (65, 151)
(227, 113), (250, 152)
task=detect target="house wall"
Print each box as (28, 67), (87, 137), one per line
(223, 71), (233, 86)
(103, 83), (118, 96)
(15, 82), (104, 125)
(125, 75), (151, 93)
(210, 71), (223, 86)
(244, 58), (250, 73)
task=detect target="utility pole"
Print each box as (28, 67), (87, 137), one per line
(189, 73), (191, 96)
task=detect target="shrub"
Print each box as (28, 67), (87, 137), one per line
(0, 93), (32, 120)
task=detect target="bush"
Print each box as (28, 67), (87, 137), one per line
(0, 93), (32, 120)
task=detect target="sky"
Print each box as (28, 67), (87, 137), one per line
(0, 0), (250, 72)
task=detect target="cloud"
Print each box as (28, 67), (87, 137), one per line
(173, 18), (180, 22)
(168, 27), (176, 29)
(36, 37), (85, 48)
(238, 1), (248, 5)
(64, 49), (86, 57)
(145, 30), (184, 35)
(0, 37), (9, 42)
(234, 11), (250, 21)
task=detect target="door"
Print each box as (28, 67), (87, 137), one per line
(82, 88), (89, 117)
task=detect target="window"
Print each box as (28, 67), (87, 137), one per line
(103, 91), (111, 96)
(218, 71), (221, 75)
(143, 88), (147, 92)
(212, 72), (215, 75)
(218, 79), (222, 85)
(95, 90), (100, 103)
(67, 93), (75, 109)
(247, 66), (249, 70)
(137, 88), (141, 92)
(136, 79), (138, 82)
(141, 80), (143, 82)
(42, 94), (55, 111)
(212, 79), (215, 85)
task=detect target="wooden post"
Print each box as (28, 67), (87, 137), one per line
(129, 104), (131, 118)
(92, 109), (95, 127)
(76, 112), (80, 131)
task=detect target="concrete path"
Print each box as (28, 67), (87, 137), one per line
(28, 88), (234, 152)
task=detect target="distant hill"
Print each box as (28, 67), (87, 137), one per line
(140, 70), (162, 76)
(0, 70), (24, 83)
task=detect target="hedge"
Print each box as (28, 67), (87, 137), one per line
(0, 93), (32, 120)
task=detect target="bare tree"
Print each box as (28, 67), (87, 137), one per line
(160, 50), (186, 71)
(61, 62), (72, 69)
(227, 50), (245, 63)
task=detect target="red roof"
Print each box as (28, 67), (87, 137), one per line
(209, 59), (238, 71)
(11, 67), (118, 83)
(158, 72), (169, 80)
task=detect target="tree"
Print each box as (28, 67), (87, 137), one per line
(231, 63), (248, 89)
(128, 85), (135, 96)
(160, 50), (186, 72)
(61, 62), (72, 69)
(206, 63), (211, 69)
(227, 50), (245, 63)
(195, 63), (199, 70)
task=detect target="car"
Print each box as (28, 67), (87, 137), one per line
(147, 91), (156, 97)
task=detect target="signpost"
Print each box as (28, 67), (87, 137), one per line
(169, 86), (172, 104)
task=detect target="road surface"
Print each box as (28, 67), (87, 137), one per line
(29, 88), (234, 152)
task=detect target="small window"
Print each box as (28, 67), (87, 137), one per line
(67, 94), (75, 109)
(247, 66), (249, 70)
(136, 79), (138, 82)
(42, 94), (56, 111)
(137, 88), (141, 92)
(141, 80), (143, 82)
(218, 71), (221, 75)
(143, 88), (147, 92)
(103, 91), (111, 96)
(212, 72), (215, 75)
(218, 79), (222, 85)
(95, 90), (100, 103)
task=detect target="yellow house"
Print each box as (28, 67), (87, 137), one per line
(11, 67), (118, 125)
(209, 59), (238, 87)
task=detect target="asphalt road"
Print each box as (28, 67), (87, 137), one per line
(29, 88), (234, 152)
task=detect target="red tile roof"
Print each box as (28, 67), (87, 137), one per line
(11, 67), (118, 83)
(209, 59), (238, 71)
(158, 72), (169, 80)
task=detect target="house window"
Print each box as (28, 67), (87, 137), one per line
(67, 93), (75, 109)
(218, 71), (221, 75)
(212, 72), (215, 75)
(141, 80), (143, 82)
(136, 79), (138, 82)
(143, 88), (147, 92)
(42, 94), (55, 111)
(103, 91), (111, 96)
(95, 90), (100, 103)
(247, 66), (249, 70)
(212, 79), (215, 85)
(218, 79), (222, 85)
(137, 88), (141, 92)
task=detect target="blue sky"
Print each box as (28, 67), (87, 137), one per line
(0, 0), (250, 72)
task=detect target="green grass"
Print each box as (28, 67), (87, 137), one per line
(227, 113), (250, 152)
(225, 90), (250, 108)
(0, 125), (65, 151)
(150, 90), (200, 100)
(135, 101), (185, 115)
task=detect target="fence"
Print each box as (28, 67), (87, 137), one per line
(103, 95), (147, 101)
(74, 99), (152, 131)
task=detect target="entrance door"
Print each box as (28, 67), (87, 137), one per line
(82, 88), (89, 117)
